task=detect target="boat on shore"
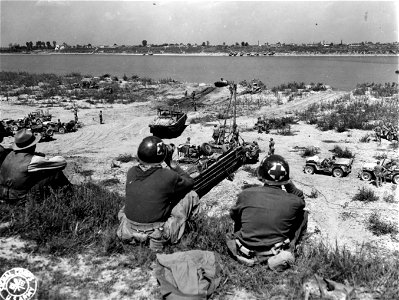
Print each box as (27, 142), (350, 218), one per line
(149, 107), (187, 139)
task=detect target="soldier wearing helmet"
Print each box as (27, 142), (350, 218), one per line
(117, 136), (199, 250)
(227, 154), (308, 270)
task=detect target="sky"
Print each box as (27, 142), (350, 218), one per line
(0, 1), (398, 47)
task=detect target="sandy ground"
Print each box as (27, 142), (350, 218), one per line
(1, 88), (398, 298)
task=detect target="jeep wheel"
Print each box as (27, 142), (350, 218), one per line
(58, 127), (66, 134)
(11, 125), (19, 132)
(200, 143), (213, 156)
(361, 171), (372, 181)
(35, 119), (42, 125)
(332, 168), (344, 178)
(304, 165), (315, 175)
(46, 128), (54, 136)
(392, 174), (399, 185)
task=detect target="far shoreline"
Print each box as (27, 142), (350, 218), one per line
(0, 52), (398, 58)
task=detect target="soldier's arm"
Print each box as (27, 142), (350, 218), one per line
(27, 155), (67, 172)
(284, 180), (305, 200)
(230, 205), (241, 232)
(172, 164), (194, 195)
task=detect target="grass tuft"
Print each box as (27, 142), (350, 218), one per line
(308, 188), (319, 198)
(366, 212), (398, 236)
(301, 147), (319, 157)
(0, 182), (124, 255)
(115, 153), (135, 163)
(359, 134), (371, 143)
(352, 187), (379, 203)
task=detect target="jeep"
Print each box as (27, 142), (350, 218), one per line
(304, 155), (353, 178)
(360, 158), (399, 184)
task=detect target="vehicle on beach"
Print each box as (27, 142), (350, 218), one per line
(30, 123), (54, 142)
(360, 158), (399, 184)
(28, 109), (52, 125)
(177, 143), (215, 162)
(304, 155), (353, 178)
(43, 120), (77, 134)
(149, 106), (188, 139)
(7, 118), (26, 132)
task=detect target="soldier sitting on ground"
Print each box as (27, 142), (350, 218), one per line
(226, 155), (308, 270)
(117, 136), (200, 250)
(0, 128), (71, 203)
(0, 123), (12, 167)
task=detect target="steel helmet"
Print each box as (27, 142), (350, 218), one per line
(257, 154), (290, 185)
(137, 136), (167, 164)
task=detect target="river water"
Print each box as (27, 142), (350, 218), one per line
(0, 54), (398, 91)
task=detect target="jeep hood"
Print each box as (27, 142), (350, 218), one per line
(306, 155), (320, 163)
(362, 162), (376, 170)
(335, 158), (353, 166)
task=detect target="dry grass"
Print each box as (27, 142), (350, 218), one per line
(1, 182), (398, 298)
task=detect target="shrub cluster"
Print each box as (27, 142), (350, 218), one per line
(352, 187), (379, 203)
(331, 145), (354, 158)
(301, 147), (320, 157)
(298, 92), (399, 132)
(0, 71), (178, 104)
(271, 81), (327, 93)
(353, 82), (398, 98)
(366, 212), (398, 236)
(239, 79), (267, 90)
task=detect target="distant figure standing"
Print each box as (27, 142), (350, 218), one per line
(184, 90), (188, 98)
(212, 125), (220, 144)
(374, 125), (382, 144)
(191, 91), (197, 111)
(373, 161), (385, 188)
(268, 138), (275, 155)
(184, 137), (191, 157)
(99, 110), (103, 124)
(73, 106), (78, 123)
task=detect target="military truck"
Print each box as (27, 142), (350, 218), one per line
(360, 158), (399, 184)
(304, 155), (353, 178)
(28, 109), (52, 125)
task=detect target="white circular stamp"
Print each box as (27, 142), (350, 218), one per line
(0, 268), (37, 300)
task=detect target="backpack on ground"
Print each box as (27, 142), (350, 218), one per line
(155, 250), (222, 300)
